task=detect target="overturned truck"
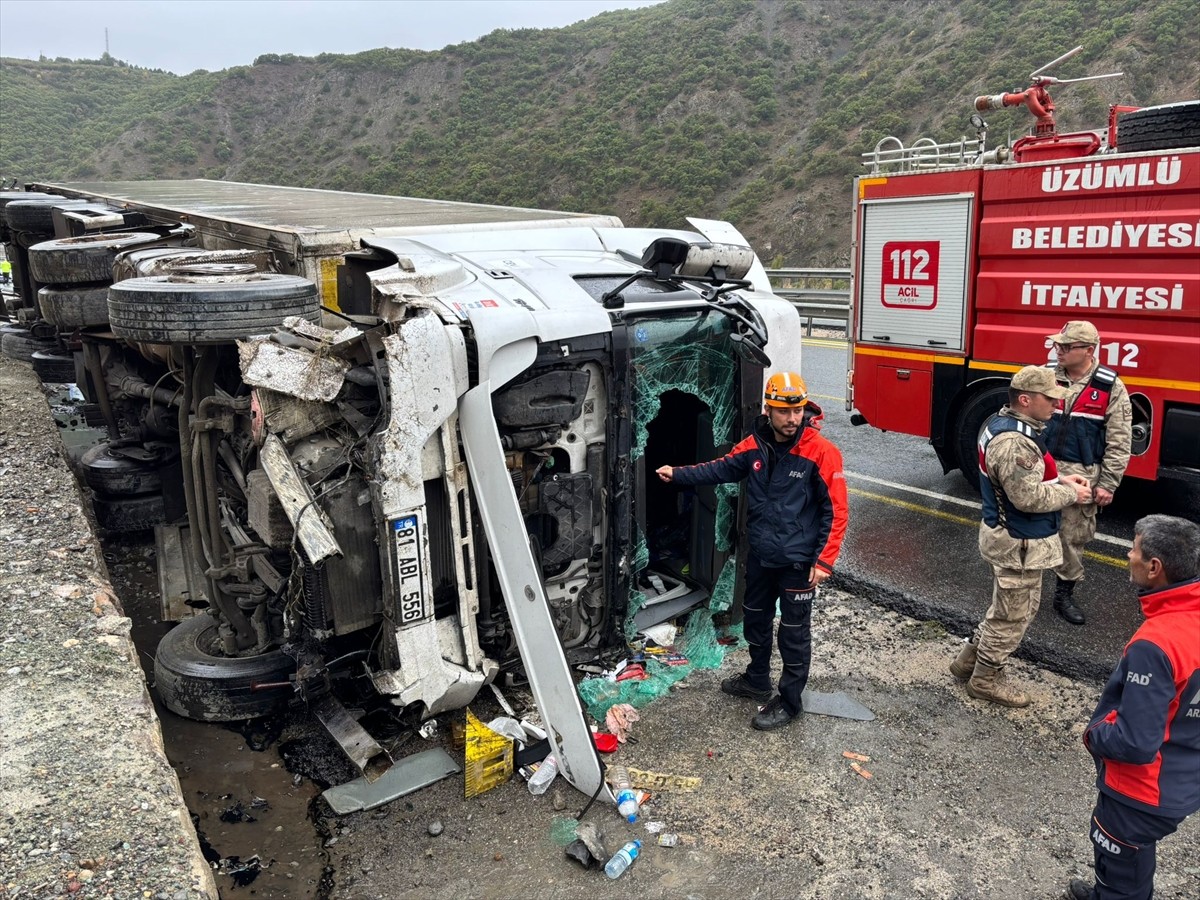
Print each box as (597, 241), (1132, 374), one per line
(0, 180), (803, 799)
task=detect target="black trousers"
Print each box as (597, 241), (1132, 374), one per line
(1086, 791), (1183, 900)
(741, 554), (815, 716)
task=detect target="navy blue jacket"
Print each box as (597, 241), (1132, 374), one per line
(669, 404), (847, 572)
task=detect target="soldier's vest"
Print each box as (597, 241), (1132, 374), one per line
(1043, 364), (1117, 465)
(978, 415), (1061, 539)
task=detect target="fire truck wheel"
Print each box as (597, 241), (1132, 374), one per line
(108, 273), (320, 344)
(955, 385), (1009, 493)
(1117, 100), (1200, 153)
(154, 614), (295, 722)
(28, 232), (161, 284)
(38, 283), (112, 329)
(30, 349), (77, 383)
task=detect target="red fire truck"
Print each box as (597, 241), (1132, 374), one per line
(847, 56), (1200, 489)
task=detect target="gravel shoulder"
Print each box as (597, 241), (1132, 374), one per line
(0, 357), (215, 899)
(326, 595), (1199, 900)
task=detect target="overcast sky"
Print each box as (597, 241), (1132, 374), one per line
(0, 0), (664, 74)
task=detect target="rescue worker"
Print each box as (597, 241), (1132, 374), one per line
(1043, 321), (1133, 625)
(950, 366), (1091, 707)
(1068, 514), (1200, 900)
(656, 372), (848, 730)
(0, 257), (11, 286)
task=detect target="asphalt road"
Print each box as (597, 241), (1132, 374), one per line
(800, 337), (1200, 683)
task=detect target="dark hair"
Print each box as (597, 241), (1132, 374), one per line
(1134, 515), (1200, 584)
(1008, 387), (1024, 407)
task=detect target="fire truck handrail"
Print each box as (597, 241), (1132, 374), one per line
(863, 136), (985, 173)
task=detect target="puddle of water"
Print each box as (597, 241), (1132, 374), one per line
(107, 532), (334, 898)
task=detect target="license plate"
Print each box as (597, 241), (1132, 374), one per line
(392, 514), (426, 626)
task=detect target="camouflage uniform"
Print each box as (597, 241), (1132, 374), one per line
(974, 407), (1079, 669)
(1050, 360), (1133, 583)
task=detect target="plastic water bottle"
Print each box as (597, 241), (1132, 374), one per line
(527, 755), (557, 795)
(611, 764), (638, 822)
(604, 839), (642, 879)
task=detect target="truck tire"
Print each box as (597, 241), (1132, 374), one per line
(81, 442), (171, 495)
(38, 283), (112, 329)
(30, 349), (77, 383)
(1, 328), (56, 362)
(91, 492), (166, 533)
(29, 232), (161, 284)
(3, 198), (90, 234)
(108, 274), (320, 344)
(1117, 101), (1200, 153)
(955, 384), (1010, 493)
(154, 614), (295, 722)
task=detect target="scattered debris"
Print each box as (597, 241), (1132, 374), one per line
(849, 762), (873, 780)
(428, 820), (444, 837)
(463, 710), (512, 799)
(842, 750), (871, 762)
(605, 704), (640, 743)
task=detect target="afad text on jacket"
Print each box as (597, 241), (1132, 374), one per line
(670, 402), (848, 573)
(1085, 576), (1200, 819)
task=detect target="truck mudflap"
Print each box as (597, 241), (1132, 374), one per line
(459, 379), (612, 803)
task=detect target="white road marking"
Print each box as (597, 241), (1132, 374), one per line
(845, 470), (1133, 550)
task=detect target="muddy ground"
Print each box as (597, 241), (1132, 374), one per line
(313, 594), (1199, 900)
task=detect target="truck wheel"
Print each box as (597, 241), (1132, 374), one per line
(1117, 101), (1200, 153)
(81, 442), (172, 495)
(1, 328), (57, 362)
(2, 198), (90, 234)
(38, 283), (112, 329)
(154, 614), (295, 722)
(29, 232), (161, 284)
(955, 385), (1009, 493)
(30, 349), (77, 383)
(108, 274), (320, 344)
(91, 492), (166, 533)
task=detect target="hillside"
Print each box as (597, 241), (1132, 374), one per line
(1, 0), (1197, 265)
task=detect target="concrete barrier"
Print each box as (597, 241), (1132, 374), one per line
(0, 356), (216, 898)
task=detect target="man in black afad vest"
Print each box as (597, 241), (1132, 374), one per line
(1044, 321), (1133, 626)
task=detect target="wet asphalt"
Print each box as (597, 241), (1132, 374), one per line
(800, 337), (1200, 683)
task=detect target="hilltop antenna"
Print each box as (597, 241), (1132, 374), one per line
(975, 46), (1123, 135)
(105, 27), (110, 57)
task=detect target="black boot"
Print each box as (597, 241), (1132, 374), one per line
(1053, 578), (1085, 625)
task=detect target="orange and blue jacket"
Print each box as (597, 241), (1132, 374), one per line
(1084, 576), (1200, 818)
(670, 402), (848, 573)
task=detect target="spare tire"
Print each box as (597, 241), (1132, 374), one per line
(108, 273), (320, 344)
(29, 232), (161, 284)
(154, 613), (295, 722)
(38, 283), (112, 329)
(1117, 100), (1200, 153)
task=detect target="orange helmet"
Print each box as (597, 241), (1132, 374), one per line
(764, 372), (808, 408)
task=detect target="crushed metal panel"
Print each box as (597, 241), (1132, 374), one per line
(321, 748), (460, 815)
(238, 340), (348, 402)
(258, 434), (343, 565)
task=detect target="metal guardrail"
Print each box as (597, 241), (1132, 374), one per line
(765, 267), (851, 336)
